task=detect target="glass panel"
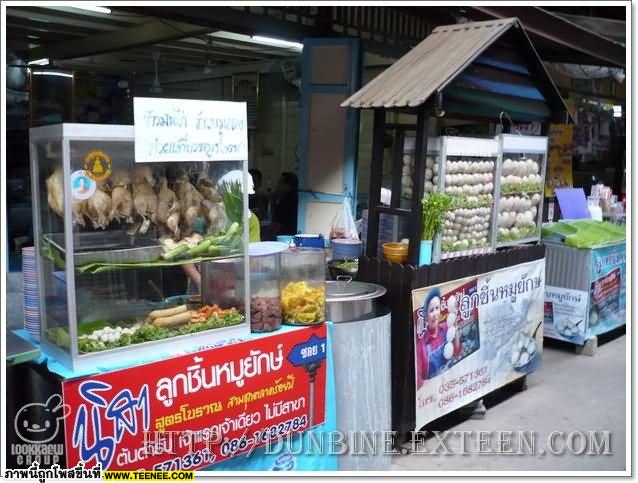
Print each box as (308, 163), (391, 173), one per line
(497, 153), (544, 243)
(37, 140), (70, 351)
(361, 211), (411, 260)
(440, 155), (496, 254)
(60, 139), (246, 354)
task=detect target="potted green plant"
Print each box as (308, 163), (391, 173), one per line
(420, 192), (452, 265)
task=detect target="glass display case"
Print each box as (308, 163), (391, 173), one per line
(280, 248), (326, 326)
(30, 123), (250, 371)
(494, 134), (548, 247)
(247, 242), (287, 333)
(427, 136), (499, 262)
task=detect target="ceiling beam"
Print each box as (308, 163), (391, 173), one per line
(136, 60), (275, 84)
(117, 6), (331, 41)
(7, 7), (127, 31)
(27, 20), (211, 62)
(467, 6), (625, 67)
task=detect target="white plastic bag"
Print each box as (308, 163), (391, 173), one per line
(330, 199), (359, 240)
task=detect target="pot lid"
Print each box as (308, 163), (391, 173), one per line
(326, 277), (386, 301)
(249, 241), (288, 257)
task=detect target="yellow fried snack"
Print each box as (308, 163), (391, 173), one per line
(281, 281), (325, 324)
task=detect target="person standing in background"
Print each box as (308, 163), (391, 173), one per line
(248, 168), (269, 222)
(273, 172), (298, 236)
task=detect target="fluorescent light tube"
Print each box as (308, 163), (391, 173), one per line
(252, 35), (303, 50)
(28, 58), (49, 66)
(32, 71), (74, 78)
(71, 5), (111, 14)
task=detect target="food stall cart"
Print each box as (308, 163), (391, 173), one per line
(8, 99), (335, 472)
(341, 17), (572, 439)
(542, 220), (626, 354)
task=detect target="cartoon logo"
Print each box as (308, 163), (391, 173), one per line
(83, 150), (112, 182)
(15, 395), (71, 444)
(71, 170), (97, 200)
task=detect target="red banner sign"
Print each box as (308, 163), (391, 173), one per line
(62, 325), (327, 471)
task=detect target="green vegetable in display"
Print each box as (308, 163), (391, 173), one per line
(219, 181), (244, 225)
(421, 192), (453, 241)
(334, 260), (358, 271)
(187, 240), (212, 257)
(40, 240), (65, 270)
(71, 310), (245, 353)
(47, 327), (71, 350)
(162, 243), (190, 260)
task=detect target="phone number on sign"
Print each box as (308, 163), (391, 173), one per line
(438, 367), (488, 394)
(438, 376), (490, 409)
(152, 415), (309, 468)
(220, 415), (309, 457)
(153, 450), (216, 471)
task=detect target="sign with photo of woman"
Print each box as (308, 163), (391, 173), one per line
(412, 259), (545, 429)
(414, 279), (481, 387)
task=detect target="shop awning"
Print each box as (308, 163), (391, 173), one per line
(341, 18), (571, 123)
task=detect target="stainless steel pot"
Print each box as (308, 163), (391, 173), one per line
(325, 276), (387, 323)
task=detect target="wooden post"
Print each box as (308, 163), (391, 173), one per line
(408, 103), (430, 265)
(391, 127), (405, 208)
(366, 108), (386, 257)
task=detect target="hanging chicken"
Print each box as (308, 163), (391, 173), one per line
(175, 173), (204, 236)
(45, 167), (87, 227)
(196, 166), (221, 202)
(108, 170), (134, 224)
(157, 176), (181, 239)
(84, 188), (113, 230)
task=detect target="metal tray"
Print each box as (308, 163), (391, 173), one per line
(44, 231), (163, 265)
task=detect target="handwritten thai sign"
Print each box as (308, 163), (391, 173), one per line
(133, 97), (248, 163)
(62, 325), (327, 471)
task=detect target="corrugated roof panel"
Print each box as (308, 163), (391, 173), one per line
(341, 18), (518, 109)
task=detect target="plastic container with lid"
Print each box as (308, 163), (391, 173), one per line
(249, 242), (287, 333)
(280, 247), (326, 325)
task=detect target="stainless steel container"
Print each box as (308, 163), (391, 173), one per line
(325, 276), (391, 470)
(325, 277), (387, 323)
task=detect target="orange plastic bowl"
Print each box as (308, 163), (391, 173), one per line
(383, 242), (408, 264)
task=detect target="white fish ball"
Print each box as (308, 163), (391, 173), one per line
(443, 342), (454, 360)
(446, 326), (457, 342)
(531, 193), (541, 205)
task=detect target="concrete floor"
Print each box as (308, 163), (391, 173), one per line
(392, 332), (627, 472)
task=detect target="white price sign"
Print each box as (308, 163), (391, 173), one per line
(133, 97), (248, 163)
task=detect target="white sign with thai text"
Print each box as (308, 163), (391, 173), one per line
(133, 97), (248, 163)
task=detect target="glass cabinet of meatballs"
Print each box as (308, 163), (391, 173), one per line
(419, 135), (548, 262)
(30, 123), (250, 371)
(426, 136), (500, 262)
(494, 134), (548, 247)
